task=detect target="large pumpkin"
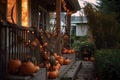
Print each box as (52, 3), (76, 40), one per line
(20, 61), (36, 75)
(8, 59), (22, 74)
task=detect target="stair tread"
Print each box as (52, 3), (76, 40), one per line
(61, 60), (82, 80)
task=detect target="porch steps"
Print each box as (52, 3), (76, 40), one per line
(48, 54), (82, 80)
(61, 60), (82, 80)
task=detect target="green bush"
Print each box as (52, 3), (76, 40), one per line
(95, 49), (120, 80)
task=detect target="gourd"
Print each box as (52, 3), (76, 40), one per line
(49, 56), (56, 66)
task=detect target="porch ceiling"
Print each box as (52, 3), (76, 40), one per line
(37, 0), (80, 12)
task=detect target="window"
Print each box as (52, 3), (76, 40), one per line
(21, 0), (29, 27)
(7, 0), (17, 24)
(38, 7), (47, 30)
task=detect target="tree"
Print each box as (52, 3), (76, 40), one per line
(84, 2), (120, 49)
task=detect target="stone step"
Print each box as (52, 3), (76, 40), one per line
(61, 60), (82, 80)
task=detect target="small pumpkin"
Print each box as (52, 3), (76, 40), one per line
(90, 57), (95, 62)
(71, 48), (75, 53)
(20, 61), (36, 75)
(48, 69), (59, 79)
(83, 57), (89, 61)
(44, 52), (50, 60)
(63, 49), (68, 54)
(45, 61), (51, 70)
(35, 66), (40, 72)
(64, 58), (70, 65)
(63, 34), (69, 40)
(57, 57), (64, 65)
(8, 59), (22, 74)
(31, 38), (39, 47)
(68, 50), (72, 54)
(43, 42), (48, 46)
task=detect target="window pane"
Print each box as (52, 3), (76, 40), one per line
(22, 0), (29, 27)
(7, 0), (17, 24)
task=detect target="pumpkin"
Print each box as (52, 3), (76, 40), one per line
(63, 49), (68, 54)
(56, 63), (61, 69)
(45, 61), (51, 70)
(53, 65), (60, 70)
(53, 53), (59, 59)
(23, 56), (37, 65)
(31, 38), (39, 47)
(64, 58), (70, 65)
(44, 52), (50, 60)
(90, 57), (95, 62)
(43, 42), (48, 46)
(20, 61), (36, 75)
(57, 57), (64, 65)
(63, 34), (69, 40)
(8, 59), (22, 74)
(83, 57), (89, 61)
(38, 63), (44, 68)
(35, 66), (40, 72)
(68, 50), (72, 54)
(48, 69), (59, 79)
(71, 48), (75, 53)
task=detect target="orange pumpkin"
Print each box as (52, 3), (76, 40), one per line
(68, 50), (72, 54)
(43, 42), (48, 46)
(35, 66), (40, 72)
(45, 61), (51, 70)
(64, 58), (70, 65)
(63, 49), (68, 54)
(53, 65), (60, 70)
(90, 57), (95, 62)
(83, 57), (89, 61)
(57, 57), (64, 65)
(63, 34), (69, 40)
(31, 38), (39, 47)
(56, 63), (61, 69)
(8, 59), (22, 74)
(38, 63), (44, 68)
(20, 61), (36, 75)
(44, 52), (50, 60)
(48, 69), (58, 79)
(71, 48), (75, 53)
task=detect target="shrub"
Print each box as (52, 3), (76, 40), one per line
(95, 49), (120, 80)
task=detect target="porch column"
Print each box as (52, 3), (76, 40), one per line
(56, 0), (61, 54)
(66, 13), (71, 48)
(56, 0), (61, 34)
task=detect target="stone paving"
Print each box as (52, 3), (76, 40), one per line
(75, 61), (95, 80)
